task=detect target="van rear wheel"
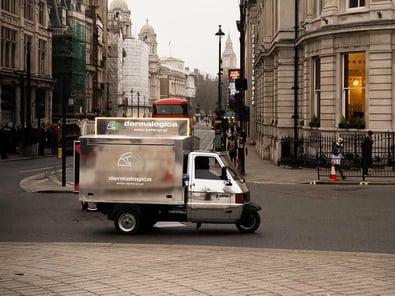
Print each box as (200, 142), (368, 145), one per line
(114, 210), (141, 234)
(236, 211), (260, 233)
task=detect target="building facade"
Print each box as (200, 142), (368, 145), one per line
(139, 20), (161, 104)
(242, 0), (395, 163)
(108, 0), (149, 117)
(0, 0), (53, 128)
(108, 0), (196, 117)
(123, 38), (149, 117)
(49, 0), (108, 119)
(221, 34), (238, 115)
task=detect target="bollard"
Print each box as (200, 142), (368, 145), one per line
(58, 147), (62, 159)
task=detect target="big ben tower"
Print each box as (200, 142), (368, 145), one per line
(222, 34), (237, 71)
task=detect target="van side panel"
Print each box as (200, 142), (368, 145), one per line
(79, 136), (187, 204)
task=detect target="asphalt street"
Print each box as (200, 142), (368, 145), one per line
(1, 133), (395, 295)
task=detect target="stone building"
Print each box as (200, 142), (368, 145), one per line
(0, 0), (53, 128)
(108, 0), (149, 117)
(123, 38), (149, 117)
(222, 34), (238, 71)
(241, 0), (395, 163)
(107, 0), (130, 116)
(49, 0), (108, 119)
(108, 0), (196, 117)
(139, 20), (161, 104)
(221, 34), (238, 114)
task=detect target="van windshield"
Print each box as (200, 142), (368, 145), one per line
(219, 153), (245, 183)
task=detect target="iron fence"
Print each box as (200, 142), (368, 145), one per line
(280, 131), (395, 180)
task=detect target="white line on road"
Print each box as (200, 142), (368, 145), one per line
(19, 167), (54, 173)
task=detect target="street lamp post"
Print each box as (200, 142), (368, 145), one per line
(137, 91), (140, 118)
(215, 25), (225, 116)
(214, 25), (226, 152)
(130, 89), (134, 117)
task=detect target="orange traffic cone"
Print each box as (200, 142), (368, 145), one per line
(329, 160), (337, 182)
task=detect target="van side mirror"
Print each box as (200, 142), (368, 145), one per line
(221, 167), (232, 186)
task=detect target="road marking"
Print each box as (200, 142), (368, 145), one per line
(19, 167), (54, 173)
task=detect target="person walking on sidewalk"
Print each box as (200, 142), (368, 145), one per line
(227, 135), (237, 165)
(361, 130), (374, 177)
(237, 130), (247, 175)
(331, 137), (345, 180)
(0, 125), (8, 159)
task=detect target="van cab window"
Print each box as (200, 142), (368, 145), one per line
(195, 156), (222, 180)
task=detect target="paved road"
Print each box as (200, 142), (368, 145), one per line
(1, 133), (395, 295)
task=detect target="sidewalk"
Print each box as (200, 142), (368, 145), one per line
(1, 243), (394, 296)
(3, 146), (395, 295)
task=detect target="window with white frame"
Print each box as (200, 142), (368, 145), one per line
(342, 52), (366, 123)
(348, 0), (365, 9)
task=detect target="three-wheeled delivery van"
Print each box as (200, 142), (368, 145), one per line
(78, 117), (261, 234)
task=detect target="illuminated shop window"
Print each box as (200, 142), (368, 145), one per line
(343, 52), (366, 124)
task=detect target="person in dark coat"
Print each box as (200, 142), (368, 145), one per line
(38, 124), (46, 156)
(361, 130), (374, 177)
(227, 135), (237, 165)
(0, 125), (8, 159)
(237, 131), (247, 175)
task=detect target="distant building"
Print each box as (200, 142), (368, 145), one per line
(138, 20), (160, 104)
(222, 34), (237, 71)
(108, 0), (148, 117)
(49, 0), (108, 119)
(108, 0), (196, 116)
(0, 1), (53, 128)
(221, 34), (238, 112)
(123, 38), (149, 117)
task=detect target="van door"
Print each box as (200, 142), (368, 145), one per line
(188, 155), (232, 222)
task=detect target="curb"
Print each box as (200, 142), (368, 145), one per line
(309, 179), (395, 185)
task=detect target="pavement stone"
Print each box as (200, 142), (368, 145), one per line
(0, 243), (394, 295)
(2, 144), (395, 295)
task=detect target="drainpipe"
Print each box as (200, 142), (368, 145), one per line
(293, 0), (299, 158)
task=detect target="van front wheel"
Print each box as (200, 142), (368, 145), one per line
(114, 210), (141, 234)
(236, 211), (260, 233)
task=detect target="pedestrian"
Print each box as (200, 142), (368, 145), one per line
(331, 136), (345, 180)
(38, 124), (46, 156)
(227, 135), (237, 165)
(237, 130), (247, 175)
(361, 130), (374, 177)
(0, 125), (8, 159)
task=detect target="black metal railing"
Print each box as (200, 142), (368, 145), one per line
(280, 131), (395, 180)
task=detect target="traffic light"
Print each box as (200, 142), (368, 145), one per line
(235, 78), (247, 91)
(235, 92), (242, 120)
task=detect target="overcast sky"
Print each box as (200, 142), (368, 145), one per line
(108, 0), (240, 76)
